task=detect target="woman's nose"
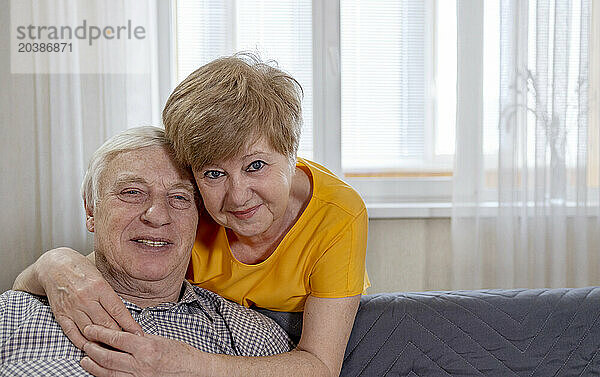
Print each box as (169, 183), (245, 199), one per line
(227, 176), (252, 206)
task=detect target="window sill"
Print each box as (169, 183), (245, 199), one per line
(366, 202), (452, 219)
(366, 201), (600, 219)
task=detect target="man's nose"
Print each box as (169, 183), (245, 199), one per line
(227, 176), (252, 206)
(140, 196), (172, 227)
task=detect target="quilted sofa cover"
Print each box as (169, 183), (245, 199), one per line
(341, 287), (600, 376)
(258, 287), (600, 376)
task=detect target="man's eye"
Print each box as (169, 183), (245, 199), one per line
(169, 194), (192, 210)
(204, 170), (225, 179)
(247, 160), (265, 172)
(118, 189), (146, 203)
(122, 189), (142, 195)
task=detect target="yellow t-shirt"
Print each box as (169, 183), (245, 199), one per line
(186, 158), (370, 312)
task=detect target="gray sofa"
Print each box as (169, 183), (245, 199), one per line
(262, 286), (600, 376)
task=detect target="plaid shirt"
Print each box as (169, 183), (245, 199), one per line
(0, 282), (293, 376)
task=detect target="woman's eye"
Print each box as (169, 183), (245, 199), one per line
(204, 170), (225, 179)
(247, 160), (265, 172)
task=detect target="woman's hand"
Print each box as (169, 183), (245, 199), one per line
(79, 295), (360, 377)
(81, 325), (199, 377)
(13, 247), (142, 349)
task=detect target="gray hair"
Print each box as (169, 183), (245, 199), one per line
(81, 126), (174, 211)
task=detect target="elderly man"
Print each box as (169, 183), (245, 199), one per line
(0, 127), (292, 376)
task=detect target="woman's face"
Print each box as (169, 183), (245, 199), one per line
(193, 138), (295, 238)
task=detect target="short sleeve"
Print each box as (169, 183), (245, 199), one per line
(0, 291), (9, 347)
(309, 208), (369, 298)
(0, 291), (18, 349)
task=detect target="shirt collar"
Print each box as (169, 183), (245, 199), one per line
(119, 281), (216, 322)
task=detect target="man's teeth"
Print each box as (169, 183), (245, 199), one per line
(135, 239), (168, 247)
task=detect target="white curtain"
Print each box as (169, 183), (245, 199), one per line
(452, 0), (599, 289)
(0, 0), (161, 292)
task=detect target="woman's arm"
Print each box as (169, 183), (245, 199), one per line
(13, 255), (47, 296)
(203, 294), (361, 376)
(12, 247), (142, 349)
(13, 247), (95, 294)
(80, 295), (361, 377)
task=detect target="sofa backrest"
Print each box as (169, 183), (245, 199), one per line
(342, 287), (600, 376)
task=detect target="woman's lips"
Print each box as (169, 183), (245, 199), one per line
(229, 204), (261, 220)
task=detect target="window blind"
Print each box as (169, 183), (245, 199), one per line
(340, 0), (428, 172)
(175, 0), (313, 159)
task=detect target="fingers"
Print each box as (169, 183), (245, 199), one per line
(53, 304), (94, 348)
(82, 341), (136, 374)
(54, 294), (125, 349)
(83, 325), (141, 354)
(72, 276), (140, 334)
(81, 330), (196, 376)
(39, 251), (125, 337)
(81, 355), (134, 377)
(68, 279), (136, 334)
(88, 301), (121, 330)
(55, 315), (88, 349)
(52, 282), (141, 349)
(100, 296), (143, 335)
(71, 307), (94, 332)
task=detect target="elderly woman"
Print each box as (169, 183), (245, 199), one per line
(14, 54), (368, 377)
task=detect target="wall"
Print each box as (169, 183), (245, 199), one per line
(0, 216), (447, 294)
(366, 218), (452, 294)
(0, 0), (42, 294)
(365, 217), (600, 294)
(4, 216), (599, 293)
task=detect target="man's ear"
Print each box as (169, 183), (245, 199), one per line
(84, 198), (95, 233)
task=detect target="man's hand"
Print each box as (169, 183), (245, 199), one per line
(81, 325), (200, 377)
(15, 247), (142, 349)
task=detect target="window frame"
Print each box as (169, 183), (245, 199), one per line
(162, 0), (481, 217)
(157, 0), (176, 114)
(165, 0), (599, 217)
(312, 0), (460, 210)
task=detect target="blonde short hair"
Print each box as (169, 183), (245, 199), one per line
(81, 126), (176, 211)
(162, 52), (303, 170)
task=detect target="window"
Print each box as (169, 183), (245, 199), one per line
(479, 0), (599, 201)
(341, 0), (456, 174)
(174, 0), (313, 158)
(174, 0), (456, 206)
(171, 0), (598, 209)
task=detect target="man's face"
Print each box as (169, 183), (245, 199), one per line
(88, 145), (198, 284)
